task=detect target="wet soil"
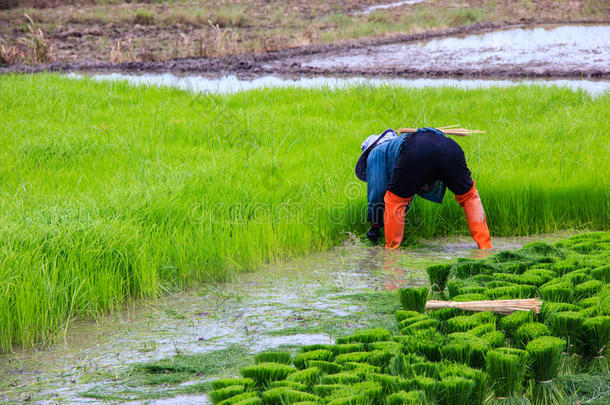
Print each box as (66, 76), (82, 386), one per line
(0, 234), (569, 404)
(3, 21), (609, 79)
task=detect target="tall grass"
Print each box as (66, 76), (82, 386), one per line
(0, 74), (608, 351)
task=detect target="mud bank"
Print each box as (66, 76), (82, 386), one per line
(0, 235), (568, 404)
(2, 22), (609, 79)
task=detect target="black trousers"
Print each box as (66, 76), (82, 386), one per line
(387, 132), (474, 198)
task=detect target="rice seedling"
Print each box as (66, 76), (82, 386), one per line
(514, 323), (551, 349)
(367, 350), (394, 368)
(293, 349), (333, 369)
(539, 285), (573, 303)
(260, 387), (319, 405)
(398, 287), (430, 313)
(452, 293), (489, 302)
(326, 393), (369, 405)
(578, 315), (610, 372)
(341, 362), (381, 376)
(538, 302), (581, 322)
(240, 363), (295, 388)
(401, 319), (439, 335)
(333, 352), (370, 365)
(546, 312), (583, 351)
(396, 310), (425, 323)
(254, 351), (292, 365)
(320, 372), (362, 385)
(440, 341), (472, 365)
(210, 385), (247, 404)
(336, 328), (391, 344)
(409, 362), (440, 379)
(217, 392), (261, 405)
(212, 378), (255, 390)
(562, 269), (591, 286)
(468, 323), (496, 337)
(412, 376), (436, 399)
(436, 376), (475, 405)
(426, 307), (461, 321)
(591, 264), (610, 283)
(306, 360), (343, 374)
(286, 367), (321, 386)
(440, 362), (488, 405)
(386, 390), (427, 405)
(574, 279), (603, 298)
(302, 344), (334, 352)
(486, 285), (537, 300)
(445, 314), (492, 333)
(485, 348), (529, 398)
(482, 331), (507, 348)
(525, 336), (566, 405)
(397, 315), (429, 330)
(368, 341), (403, 354)
(268, 381), (308, 391)
(426, 264), (452, 294)
(312, 384), (347, 397)
(399, 328), (445, 362)
(452, 260), (496, 278)
(331, 344), (366, 355)
(500, 311), (534, 339)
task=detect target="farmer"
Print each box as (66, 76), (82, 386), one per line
(355, 127), (493, 250)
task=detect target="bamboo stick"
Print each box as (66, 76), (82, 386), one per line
(425, 298), (542, 315)
(396, 127), (485, 136)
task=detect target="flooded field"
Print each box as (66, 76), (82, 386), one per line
(269, 25), (610, 78)
(77, 72), (610, 96)
(0, 235), (567, 404)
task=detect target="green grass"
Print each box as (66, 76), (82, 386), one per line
(0, 74), (609, 351)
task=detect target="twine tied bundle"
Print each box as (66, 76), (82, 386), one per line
(425, 298), (542, 315)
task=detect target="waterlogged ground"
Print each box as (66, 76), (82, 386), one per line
(0, 234), (569, 404)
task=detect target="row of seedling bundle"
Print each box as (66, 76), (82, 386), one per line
(208, 233), (608, 405)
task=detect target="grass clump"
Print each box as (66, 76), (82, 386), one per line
(398, 287), (430, 313)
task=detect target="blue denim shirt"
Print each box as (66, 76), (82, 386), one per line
(366, 133), (446, 226)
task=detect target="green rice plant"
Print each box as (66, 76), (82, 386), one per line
(212, 378), (255, 390)
(302, 344), (334, 352)
(468, 323), (496, 337)
(436, 376), (475, 405)
(539, 284), (573, 303)
(440, 341), (472, 365)
(485, 348), (529, 398)
(386, 390), (427, 405)
(312, 384), (347, 397)
(520, 269), (557, 286)
(398, 287), (430, 313)
(562, 270), (592, 286)
(447, 280), (467, 298)
(333, 351), (369, 365)
(254, 351), (292, 365)
(484, 281), (517, 289)
(210, 385), (246, 404)
(452, 293), (489, 302)
(486, 285), (537, 300)
(499, 311), (534, 339)
(445, 313), (492, 334)
(399, 328), (445, 362)
(368, 341), (403, 353)
(452, 260), (496, 278)
(401, 319), (439, 335)
(341, 362), (381, 376)
(366, 372), (402, 393)
(293, 349), (333, 369)
(260, 387), (319, 405)
(426, 307), (461, 321)
(409, 362), (440, 379)
(547, 311), (583, 350)
(539, 302), (581, 322)
(550, 263), (577, 276)
(336, 328), (391, 344)
(458, 286), (488, 295)
(578, 315), (610, 372)
(525, 337), (566, 405)
(574, 279), (603, 298)
(326, 394), (369, 405)
(482, 331), (507, 348)
(217, 393), (260, 405)
(307, 360), (343, 374)
(472, 274), (495, 284)
(329, 381), (383, 402)
(445, 333), (490, 368)
(331, 344), (366, 355)
(426, 264), (452, 293)
(268, 381), (308, 391)
(240, 363), (295, 388)
(398, 315), (429, 330)
(591, 264), (610, 283)
(412, 376), (436, 400)
(367, 350), (393, 368)
(514, 322), (551, 349)
(286, 367), (320, 387)
(320, 372), (361, 385)
(439, 362), (487, 405)
(396, 310), (424, 323)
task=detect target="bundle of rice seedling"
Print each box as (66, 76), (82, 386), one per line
(209, 385), (247, 404)
(547, 311), (583, 351)
(574, 279), (603, 298)
(409, 362), (440, 379)
(425, 299), (541, 315)
(302, 344), (333, 352)
(293, 349), (333, 369)
(486, 285), (537, 300)
(591, 264), (610, 283)
(412, 376), (436, 399)
(212, 378), (255, 390)
(452, 293), (489, 302)
(217, 392), (260, 405)
(482, 331), (507, 348)
(468, 323), (496, 337)
(538, 302), (580, 322)
(452, 260), (495, 278)
(426, 264), (453, 294)
(328, 381), (383, 402)
(562, 269), (591, 286)
(514, 322), (551, 349)
(331, 343), (365, 355)
(399, 328), (445, 362)
(578, 315), (610, 372)
(440, 340), (472, 365)
(500, 310), (534, 339)
(307, 360), (342, 374)
(320, 372), (362, 385)
(436, 376), (475, 405)
(342, 362), (381, 376)
(269, 380), (308, 391)
(539, 284), (573, 303)
(333, 351), (369, 364)
(398, 287), (430, 313)
(398, 314), (430, 330)
(254, 351), (292, 365)
(336, 328), (391, 344)
(445, 314), (488, 333)
(526, 336), (566, 405)
(312, 384), (347, 397)
(368, 349), (394, 368)
(260, 387), (319, 405)
(369, 341), (403, 353)
(367, 372), (403, 394)
(240, 363), (295, 388)
(485, 348), (529, 398)
(286, 367), (320, 387)
(386, 390), (427, 405)
(426, 307), (461, 321)
(401, 319), (439, 335)
(326, 393), (368, 405)
(440, 362), (488, 405)
(396, 310), (425, 323)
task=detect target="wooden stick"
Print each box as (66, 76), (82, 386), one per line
(425, 298), (542, 315)
(396, 127), (485, 136)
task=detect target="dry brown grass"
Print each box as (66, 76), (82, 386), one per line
(0, 13), (55, 64)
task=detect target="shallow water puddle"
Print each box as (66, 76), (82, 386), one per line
(358, 0), (428, 15)
(0, 234), (569, 403)
(79, 72), (610, 96)
(286, 25), (610, 76)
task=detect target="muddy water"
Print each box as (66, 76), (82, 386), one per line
(280, 25), (610, 77)
(0, 234), (567, 404)
(77, 72), (610, 96)
(358, 1), (428, 15)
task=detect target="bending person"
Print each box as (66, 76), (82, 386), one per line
(355, 127), (492, 250)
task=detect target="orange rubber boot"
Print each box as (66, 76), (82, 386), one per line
(384, 190), (412, 249)
(455, 183), (493, 250)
